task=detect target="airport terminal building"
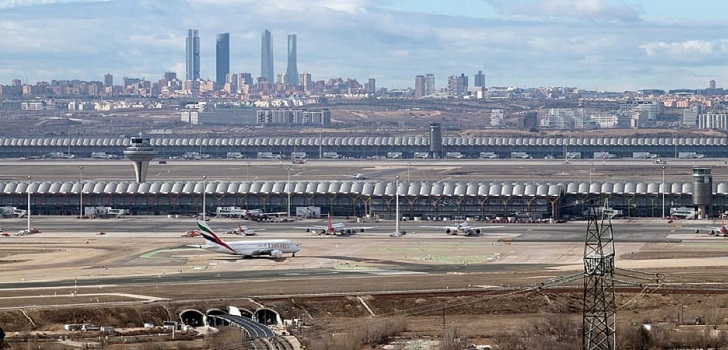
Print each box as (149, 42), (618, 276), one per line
(0, 135), (727, 159)
(2, 179), (727, 220)
(1, 135), (728, 220)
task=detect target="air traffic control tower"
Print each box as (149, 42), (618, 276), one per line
(692, 167), (713, 219)
(429, 123), (443, 159)
(123, 136), (157, 182)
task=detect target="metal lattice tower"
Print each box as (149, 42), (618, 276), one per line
(582, 202), (617, 350)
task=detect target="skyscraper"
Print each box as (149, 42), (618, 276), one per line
(285, 34), (299, 86)
(425, 74), (435, 96)
(260, 30), (274, 84)
(104, 74), (113, 87)
(415, 75), (425, 98)
(186, 29), (200, 81)
(216, 33), (230, 89)
(474, 70), (485, 87)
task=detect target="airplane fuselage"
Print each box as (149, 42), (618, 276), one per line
(203, 239), (299, 257)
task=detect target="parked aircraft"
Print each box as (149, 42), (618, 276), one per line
(215, 207), (287, 221)
(693, 215), (728, 236)
(420, 221), (502, 236)
(296, 214), (373, 236)
(191, 221), (300, 258)
(354, 173), (366, 180)
(226, 223), (262, 236)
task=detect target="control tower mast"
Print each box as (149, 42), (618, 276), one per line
(123, 135), (157, 182)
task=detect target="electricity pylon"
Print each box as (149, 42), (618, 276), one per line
(582, 202), (617, 350)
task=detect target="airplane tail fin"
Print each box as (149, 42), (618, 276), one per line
(327, 213), (334, 233)
(196, 220), (236, 253)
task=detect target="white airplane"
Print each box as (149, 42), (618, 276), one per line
(226, 223), (262, 236)
(215, 207), (287, 221)
(420, 221), (503, 236)
(354, 173), (366, 180)
(192, 220), (300, 258)
(296, 214), (373, 236)
(692, 215), (728, 236)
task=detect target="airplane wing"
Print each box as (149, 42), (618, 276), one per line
(689, 226), (727, 235)
(420, 225), (458, 230)
(295, 225), (327, 232)
(349, 226), (374, 230)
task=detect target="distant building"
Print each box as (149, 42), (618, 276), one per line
(474, 70), (485, 87)
(216, 33), (230, 89)
(285, 34), (299, 86)
(414, 75), (425, 98)
(683, 103), (702, 127)
(257, 109), (331, 126)
(622, 100), (660, 125)
(186, 29), (200, 81)
(300, 73), (312, 92)
(448, 73), (468, 96)
(367, 78), (376, 94)
(710, 79), (717, 90)
(540, 108), (595, 129)
(425, 74), (435, 96)
(261, 30), (274, 85)
(698, 113), (728, 130)
(104, 74), (113, 87)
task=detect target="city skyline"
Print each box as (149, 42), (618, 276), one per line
(1, 0), (728, 91)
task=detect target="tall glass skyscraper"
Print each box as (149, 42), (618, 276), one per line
(285, 34), (299, 86)
(216, 33), (230, 89)
(260, 30), (274, 84)
(186, 29), (200, 81)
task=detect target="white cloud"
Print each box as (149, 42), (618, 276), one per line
(640, 40), (728, 62)
(0, 0), (725, 90)
(483, 0), (643, 22)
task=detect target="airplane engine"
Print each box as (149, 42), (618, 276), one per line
(305, 228), (311, 232)
(445, 228), (452, 234)
(346, 229), (353, 234)
(475, 229), (481, 234)
(271, 250), (283, 258)
(360, 228), (365, 232)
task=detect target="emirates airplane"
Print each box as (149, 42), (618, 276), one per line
(192, 221), (300, 258)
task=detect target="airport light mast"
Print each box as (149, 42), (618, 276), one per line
(395, 175), (400, 235)
(287, 166), (292, 217)
(202, 175), (207, 221)
(26, 175), (31, 232)
(79, 166), (83, 218)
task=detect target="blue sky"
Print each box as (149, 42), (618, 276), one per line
(1, 0), (727, 91)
